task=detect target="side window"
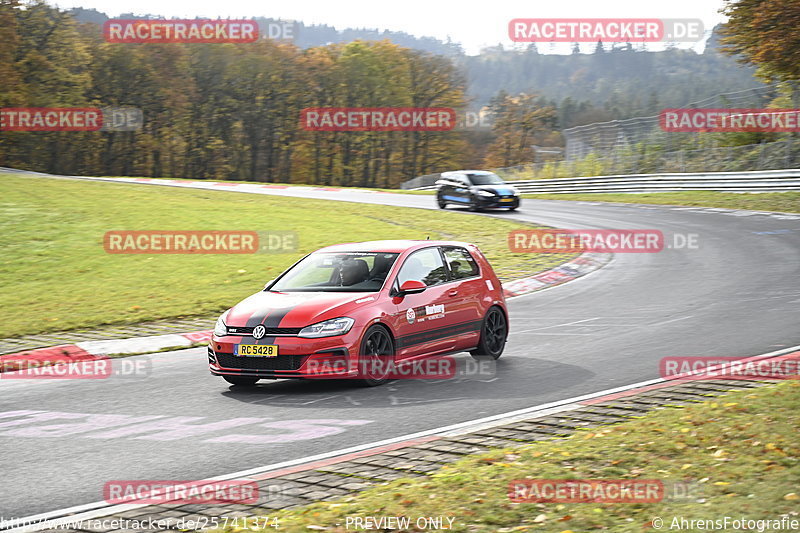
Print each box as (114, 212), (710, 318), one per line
(443, 247), (480, 280)
(448, 173), (465, 186)
(397, 248), (447, 287)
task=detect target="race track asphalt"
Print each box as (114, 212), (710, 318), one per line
(2, 181), (799, 518)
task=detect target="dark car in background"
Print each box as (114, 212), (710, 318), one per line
(435, 170), (520, 211)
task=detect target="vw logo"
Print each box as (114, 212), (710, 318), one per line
(252, 325), (267, 339)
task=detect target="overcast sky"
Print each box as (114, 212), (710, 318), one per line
(51, 0), (730, 54)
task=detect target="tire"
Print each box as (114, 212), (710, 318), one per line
(437, 196), (447, 209)
(468, 196), (481, 212)
(470, 306), (508, 360)
(357, 325), (395, 386)
(223, 375), (259, 387)
(508, 205), (518, 211)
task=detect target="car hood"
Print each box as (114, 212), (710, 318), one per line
(473, 185), (516, 195)
(225, 290), (376, 328)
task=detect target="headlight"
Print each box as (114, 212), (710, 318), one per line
(510, 186), (520, 195)
(475, 190), (495, 197)
(213, 312), (229, 337)
(298, 317), (355, 338)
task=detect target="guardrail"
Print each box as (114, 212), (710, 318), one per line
(407, 169), (800, 193)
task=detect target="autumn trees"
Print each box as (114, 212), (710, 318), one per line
(720, 0), (800, 83)
(0, 2), (478, 186)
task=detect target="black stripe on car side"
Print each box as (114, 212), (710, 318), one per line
(395, 320), (483, 350)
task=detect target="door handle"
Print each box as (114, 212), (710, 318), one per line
(448, 290), (458, 297)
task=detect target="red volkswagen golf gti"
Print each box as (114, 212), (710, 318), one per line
(208, 240), (508, 386)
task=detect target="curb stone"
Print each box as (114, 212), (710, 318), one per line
(0, 331), (212, 374)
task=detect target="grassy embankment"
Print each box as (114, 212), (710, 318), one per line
(227, 381), (800, 532)
(0, 173), (571, 336)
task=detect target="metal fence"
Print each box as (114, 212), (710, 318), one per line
(562, 84), (782, 159)
(410, 168), (800, 193)
(493, 138), (800, 181)
(402, 138), (800, 189)
(400, 84), (800, 189)
(502, 169), (800, 194)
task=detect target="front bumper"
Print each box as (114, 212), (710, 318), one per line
(475, 195), (519, 208)
(208, 329), (364, 379)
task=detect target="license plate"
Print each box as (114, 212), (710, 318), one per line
(500, 198), (514, 202)
(235, 344), (278, 357)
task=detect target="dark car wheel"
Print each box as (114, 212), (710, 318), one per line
(470, 306), (507, 360)
(437, 196), (447, 209)
(357, 325), (395, 386)
(508, 205), (518, 211)
(468, 196), (482, 212)
(223, 375), (260, 387)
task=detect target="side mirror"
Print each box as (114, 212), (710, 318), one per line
(396, 280), (427, 296)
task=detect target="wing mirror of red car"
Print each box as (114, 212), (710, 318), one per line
(395, 280), (427, 296)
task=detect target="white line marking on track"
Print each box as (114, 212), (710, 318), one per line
(518, 332), (595, 336)
(514, 317), (599, 333)
(649, 315), (695, 327)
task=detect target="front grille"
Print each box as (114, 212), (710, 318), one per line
(216, 353), (306, 371)
(225, 326), (302, 336)
(493, 196), (517, 204)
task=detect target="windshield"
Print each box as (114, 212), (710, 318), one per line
(467, 173), (505, 185)
(270, 252), (399, 292)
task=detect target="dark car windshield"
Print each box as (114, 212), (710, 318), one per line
(269, 252), (399, 292)
(467, 172), (505, 185)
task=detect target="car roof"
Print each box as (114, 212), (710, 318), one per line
(315, 240), (474, 254)
(441, 170), (495, 176)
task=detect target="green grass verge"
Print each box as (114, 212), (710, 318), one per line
(0, 173), (571, 336)
(522, 191), (800, 214)
(231, 381), (800, 532)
